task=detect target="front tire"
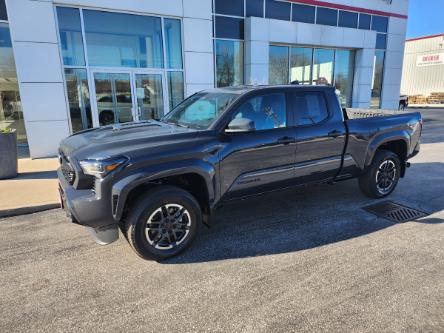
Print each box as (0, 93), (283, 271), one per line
(124, 186), (201, 261)
(359, 150), (401, 198)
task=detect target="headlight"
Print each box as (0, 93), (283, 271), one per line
(79, 157), (128, 178)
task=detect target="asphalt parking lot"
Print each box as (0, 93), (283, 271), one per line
(1, 108), (443, 332)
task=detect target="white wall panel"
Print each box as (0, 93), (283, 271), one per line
(186, 84), (213, 97)
(320, 26), (343, 47)
(183, 0), (212, 20)
(25, 121), (70, 158)
(183, 18), (212, 53)
(184, 52), (214, 85)
(269, 19), (297, 44)
(54, 0), (183, 17)
(6, 0), (58, 43)
(19, 83), (68, 121)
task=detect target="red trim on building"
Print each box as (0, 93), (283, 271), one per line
(287, 0), (408, 19)
(406, 33), (444, 42)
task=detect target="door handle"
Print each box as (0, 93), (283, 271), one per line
(328, 130), (342, 138)
(277, 136), (296, 145)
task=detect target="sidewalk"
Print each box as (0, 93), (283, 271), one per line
(0, 158), (60, 218)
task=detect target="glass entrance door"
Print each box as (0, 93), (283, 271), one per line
(93, 72), (134, 126)
(91, 71), (166, 126)
(134, 73), (164, 120)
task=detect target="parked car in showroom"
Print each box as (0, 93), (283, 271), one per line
(58, 85), (422, 260)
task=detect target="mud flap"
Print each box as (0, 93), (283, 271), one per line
(86, 225), (119, 245)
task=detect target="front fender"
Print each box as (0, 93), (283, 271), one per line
(111, 159), (216, 221)
(364, 130), (410, 167)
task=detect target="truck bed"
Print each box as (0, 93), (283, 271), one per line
(345, 108), (409, 119)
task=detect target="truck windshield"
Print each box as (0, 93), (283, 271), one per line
(162, 92), (238, 129)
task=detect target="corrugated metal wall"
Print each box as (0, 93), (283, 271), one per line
(401, 35), (444, 95)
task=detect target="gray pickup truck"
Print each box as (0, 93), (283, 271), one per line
(58, 85), (422, 260)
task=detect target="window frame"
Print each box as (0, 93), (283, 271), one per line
(288, 90), (331, 128)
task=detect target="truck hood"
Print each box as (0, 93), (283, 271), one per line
(60, 120), (197, 160)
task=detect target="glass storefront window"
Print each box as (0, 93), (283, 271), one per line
(0, 23), (27, 144)
(83, 10), (164, 68)
(164, 19), (183, 70)
(313, 49), (334, 85)
(215, 39), (244, 87)
(334, 50), (355, 107)
(168, 71), (184, 110)
(290, 47), (312, 85)
(56, 7), (85, 66)
(269, 45), (289, 85)
(64, 68), (92, 133)
(371, 50), (385, 108)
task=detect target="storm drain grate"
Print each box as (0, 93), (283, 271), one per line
(363, 201), (429, 223)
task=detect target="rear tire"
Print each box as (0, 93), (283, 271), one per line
(359, 150), (401, 198)
(123, 186), (201, 261)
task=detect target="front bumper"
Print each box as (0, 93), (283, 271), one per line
(58, 168), (118, 244)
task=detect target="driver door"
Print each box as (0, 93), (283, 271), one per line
(219, 91), (297, 199)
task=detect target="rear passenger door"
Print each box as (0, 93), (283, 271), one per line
(290, 91), (346, 184)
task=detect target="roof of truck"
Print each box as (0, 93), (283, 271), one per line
(201, 85), (334, 95)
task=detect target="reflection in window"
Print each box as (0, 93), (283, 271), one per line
(290, 47), (312, 85)
(246, 0), (264, 17)
(83, 10), (163, 68)
(215, 16), (244, 39)
(56, 7), (85, 66)
(64, 69), (92, 133)
(338, 11), (358, 29)
(215, 40), (244, 87)
(371, 15), (388, 33)
(292, 4), (315, 24)
(316, 8), (338, 26)
(233, 93), (287, 130)
(359, 13), (371, 30)
(265, 0), (291, 21)
(293, 93), (328, 126)
(334, 50), (355, 107)
(376, 33), (387, 49)
(371, 50), (385, 108)
(214, 0), (244, 16)
(269, 45), (289, 85)
(313, 49), (334, 85)
(164, 19), (183, 69)
(0, 23), (27, 144)
(168, 72), (184, 110)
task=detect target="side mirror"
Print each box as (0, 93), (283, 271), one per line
(225, 118), (255, 133)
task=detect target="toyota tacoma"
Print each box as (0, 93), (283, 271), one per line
(58, 85), (422, 260)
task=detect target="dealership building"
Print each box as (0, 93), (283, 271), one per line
(0, 0), (409, 158)
(401, 33), (444, 96)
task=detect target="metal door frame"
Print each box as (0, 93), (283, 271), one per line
(89, 67), (168, 126)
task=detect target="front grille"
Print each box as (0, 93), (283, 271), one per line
(60, 155), (76, 185)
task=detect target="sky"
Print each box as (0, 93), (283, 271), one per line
(406, 0), (444, 39)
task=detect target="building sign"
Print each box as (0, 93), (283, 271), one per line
(416, 53), (444, 67)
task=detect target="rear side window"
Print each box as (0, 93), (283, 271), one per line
(232, 93), (287, 131)
(292, 92), (329, 126)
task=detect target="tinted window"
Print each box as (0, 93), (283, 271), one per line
(164, 19), (183, 69)
(292, 93), (328, 126)
(371, 15), (388, 33)
(215, 40), (244, 87)
(292, 4), (315, 24)
(265, 0), (291, 21)
(338, 11), (358, 28)
(316, 7), (338, 26)
(215, 16), (244, 39)
(233, 93), (287, 131)
(269, 45), (289, 85)
(0, 0), (7, 21)
(214, 0), (244, 16)
(57, 7), (86, 66)
(358, 13), (371, 29)
(376, 33), (387, 49)
(246, 0), (264, 17)
(83, 10), (163, 68)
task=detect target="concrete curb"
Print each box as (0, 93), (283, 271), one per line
(0, 203), (61, 219)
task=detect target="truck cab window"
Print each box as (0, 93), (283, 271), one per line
(293, 93), (328, 126)
(232, 93), (287, 130)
